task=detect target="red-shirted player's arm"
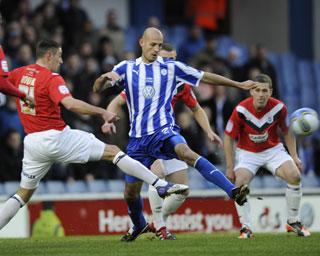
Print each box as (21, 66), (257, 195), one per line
(224, 108), (240, 139)
(278, 104), (290, 134)
(223, 109), (240, 182)
(106, 93), (126, 115)
(279, 104), (301, 169)
(48, 75), (116, 121)
(182, 85), (198, 109)
(0, 74), (26, 99)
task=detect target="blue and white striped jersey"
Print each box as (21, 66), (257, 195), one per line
(113, 56), (204, 138)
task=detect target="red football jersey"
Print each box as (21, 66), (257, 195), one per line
(8, 64), (71, 134)
(120, 83), (198, 109)
(172, 83), (198, 109)
(225, 97), (289, 152)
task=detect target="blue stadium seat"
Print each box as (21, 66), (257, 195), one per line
(66, 180), (87, 193)
(141, 182), (149, 192)
(167, 25), (188, 49)
(262, 176), (285, 188)
(46, 181), (66, 194)
(250, 176), (264, 189)
(188, 169), (207, 190)
(107, 180), (125, 192)
(34, 182), (47, 194)
(313, 63), (320, 113)
(3, 181), (20, 196)
(301, 176), (319, 188)
(124, 27), (139, 52)
(297, 61), (317, 109)
(279, 54), (300, 108)
(87, 180), (109, 193)
(0, 183), (5, 195)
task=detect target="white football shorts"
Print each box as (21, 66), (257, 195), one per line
(159, 158), (188, 176)
(21, 126), (105, 189)
(234, 143), (293, 175)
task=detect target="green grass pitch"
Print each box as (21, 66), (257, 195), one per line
(0, 232), (319, 256)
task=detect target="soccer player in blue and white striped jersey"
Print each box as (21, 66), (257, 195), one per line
(94, 27), (256, 241)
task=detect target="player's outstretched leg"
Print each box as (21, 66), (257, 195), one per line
(104, 148), (189, 196)
(0, 188), (34, 230)
(175, 144), (249, 204)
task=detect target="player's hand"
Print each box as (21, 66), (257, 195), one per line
(102, 110), (119, 123)
(238, 80), (257, 90)
(22, 95), (35, 108)
(292, 156), (303, 172)
(93, 72), (121, 93)
(101, 122), (117, 135)
(207, 131), (223, 147)
(226, 168), (235, 183)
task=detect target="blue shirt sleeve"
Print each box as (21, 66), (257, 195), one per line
(112, 60), (127, 77)
(174, 61), (204, 87)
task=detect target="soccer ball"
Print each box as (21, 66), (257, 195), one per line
(290, 108), (320, 136)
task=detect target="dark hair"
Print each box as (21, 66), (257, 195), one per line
(253, 74), (273, 89)
(36, 39), (60, 59)
(161, 42), (175, 52)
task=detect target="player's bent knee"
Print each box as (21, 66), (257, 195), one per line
(287, 172), (301, 185)
(175, 144), (198, 165)
(101, 144), (122, 161)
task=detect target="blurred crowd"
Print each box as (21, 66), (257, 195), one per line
(1, 0), (320, 185)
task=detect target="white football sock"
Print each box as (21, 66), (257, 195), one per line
(148, 185), (165, 230)
(235, 200), (252, 230)
(286, 183), (302, 223)
(113, 151), (167, 187)
(0, 194), (25, 230)
(162, 193), (187, 223)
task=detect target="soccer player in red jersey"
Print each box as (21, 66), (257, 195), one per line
(105, 43), (222, 240)
(224, 74), (310, 238)
(0, 14), (33, 103)
(0, 39), (188, 231)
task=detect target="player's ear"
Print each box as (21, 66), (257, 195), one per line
(139, 38), (144, 48)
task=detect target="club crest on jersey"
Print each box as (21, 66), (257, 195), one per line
(267, 116), (273, 123)
(142, 86), (155, 98)
(161, 69), (167, 76)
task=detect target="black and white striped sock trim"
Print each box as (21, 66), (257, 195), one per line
(11, 195), (25, 208)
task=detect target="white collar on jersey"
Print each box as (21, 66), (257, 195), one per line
(135, 56), (164, 65)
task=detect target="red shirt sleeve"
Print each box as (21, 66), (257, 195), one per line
(278, 104), (289, 133)
(48, 75), (72, 105)
(0, 46), (9, 77)
(182, 85), (198, 109)
(224, 107), (240, 139)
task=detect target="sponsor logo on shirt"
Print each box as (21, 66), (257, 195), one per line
(249, 132), (268, 143)
(58, 85), (70, 94)
(1, 60), (8, 72)
(142, 86), (155, 99)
